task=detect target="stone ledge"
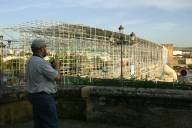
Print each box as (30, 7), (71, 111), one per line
(1, 85), (192, 128)
(88, 86), (192, 100)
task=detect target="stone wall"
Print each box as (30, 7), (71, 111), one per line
(1, 86), (192, 128)
(0, 90), (32, 126)
(84, 86), (192, 128)
(56, 86), (86, 120)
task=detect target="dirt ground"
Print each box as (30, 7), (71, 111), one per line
(4, 119), (130, 128)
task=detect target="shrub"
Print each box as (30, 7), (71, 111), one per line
(188, 64), (192, 69)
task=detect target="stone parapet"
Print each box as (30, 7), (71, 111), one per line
(86, 86), (192, 128)
(1, 85), (192, 128)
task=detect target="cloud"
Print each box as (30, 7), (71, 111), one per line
(123, 19), (149, 25)
(59, 0), (138, 9)
(59, 0), (192, 10)
(0, 2), (52, 13)
(144, 0), (192, 10)
(1, 0), (191, 14)
(151, 22), (179, 31)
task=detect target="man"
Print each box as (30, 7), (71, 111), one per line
(26, 39), (60, 128)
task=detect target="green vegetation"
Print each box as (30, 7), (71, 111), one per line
(59, 76), (192, 90)
(188, 64), (192, 69)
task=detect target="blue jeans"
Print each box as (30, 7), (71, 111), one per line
(28, 93), (58, 128)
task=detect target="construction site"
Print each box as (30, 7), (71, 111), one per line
(1, 21), (192, 128)
(0, 21), (176, 86)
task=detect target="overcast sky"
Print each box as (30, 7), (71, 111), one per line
(0, 0), (192, 47)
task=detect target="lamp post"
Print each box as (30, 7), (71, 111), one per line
(118, 25), (124, 85)
(0, 35), (4, 65)
(129, 32), (136, 79)
(0, 35), (5, 59)
(0, 35), (5, 85)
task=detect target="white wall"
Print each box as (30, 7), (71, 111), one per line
(186, 58), (192, 64)
(173, 50), (182, 56)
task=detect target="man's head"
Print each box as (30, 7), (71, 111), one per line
(31, 39), (47, 58)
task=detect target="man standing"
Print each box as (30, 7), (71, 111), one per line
(26, 39), (60, 128)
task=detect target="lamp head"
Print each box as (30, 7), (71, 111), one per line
(118, 25), (124, 33)
(130, 32), (136, 41)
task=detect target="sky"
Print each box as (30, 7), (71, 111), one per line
(0, 0), (192, 47)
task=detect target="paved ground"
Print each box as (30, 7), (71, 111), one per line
(4, 119), (130, 128)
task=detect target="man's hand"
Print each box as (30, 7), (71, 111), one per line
(50, 59), (61, 80)
(51, 60), (60, 70)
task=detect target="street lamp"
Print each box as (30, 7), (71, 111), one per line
(129, 32), (136, 79)
(118, 25), (124, 85)
(130, 32), (136, 41)
(0, 35), (6, 56)
(0, 35), (4, 58)
(0, 35), (6, 50)
(0, 35), (3, 41)
(0, 35), (5, 85)
(7, 40), (11, 48)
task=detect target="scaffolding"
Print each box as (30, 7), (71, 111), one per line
(0, 21), (166, 86)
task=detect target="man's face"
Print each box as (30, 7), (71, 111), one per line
(41, 45), (47, 57)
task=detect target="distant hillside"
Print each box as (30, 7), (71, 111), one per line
(174, 47), (192, 51)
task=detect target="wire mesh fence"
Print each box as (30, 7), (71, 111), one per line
(0, 21), (166, 87)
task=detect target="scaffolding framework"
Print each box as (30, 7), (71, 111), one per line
(0, 21), (165, 86)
